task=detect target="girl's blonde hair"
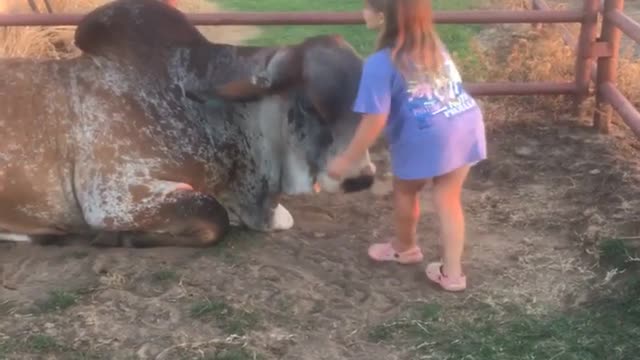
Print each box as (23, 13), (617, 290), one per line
(366, 0), (444, 78)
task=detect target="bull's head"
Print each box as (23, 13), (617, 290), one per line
(73, 0), (376, 195)
(211, 35), (377, 195)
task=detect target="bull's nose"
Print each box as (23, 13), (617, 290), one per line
(341, 175), (375, 193)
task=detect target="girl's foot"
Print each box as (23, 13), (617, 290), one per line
(368, 242), (424, 264)
(425, 262), (467, 292)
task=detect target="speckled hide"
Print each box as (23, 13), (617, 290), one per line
(0, 0), (375, 247)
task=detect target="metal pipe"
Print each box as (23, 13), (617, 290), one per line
(594, 0), (624, 133)
(574, 0), (600, 116)
(607, 8), (640, 44)
(464, 81), (577, 96)
(600, 82), (640, 137)
(0, 9), (584, 27)
(532, 0), (578, 48)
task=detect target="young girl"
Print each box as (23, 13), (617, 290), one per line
(327, 0), (487, 292)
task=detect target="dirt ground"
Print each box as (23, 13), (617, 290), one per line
(2, 5), (640, 360)
(2, 108), (640, 360)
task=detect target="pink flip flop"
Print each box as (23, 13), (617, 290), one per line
(367, 242), (424, 264)
(425, 262), (467, 292)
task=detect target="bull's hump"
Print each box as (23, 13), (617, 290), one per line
(74, 0), (207, 67)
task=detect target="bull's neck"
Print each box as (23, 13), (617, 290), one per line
(167, 43), (290, 195)
(167, 42), (265, 92)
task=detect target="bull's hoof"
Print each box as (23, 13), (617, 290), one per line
(271, 203), (294, 230)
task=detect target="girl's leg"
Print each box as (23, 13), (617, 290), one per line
(368, 177), (428, 264)
(426, 165), (471, 291)
(392, 177), (429, 252)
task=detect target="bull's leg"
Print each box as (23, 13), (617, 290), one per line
(82, 181), (230, 248)
(224, 190), (294, 233)
(271, 203), (294, 230)
(127, 191), (230, 248)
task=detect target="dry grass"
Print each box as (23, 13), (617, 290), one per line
(469, 1), (640, 125)
(471, 24), (576, 116)
(0, 0), (260, 59)
(616, 45), (640, 109)
(0, 0), (105, 58)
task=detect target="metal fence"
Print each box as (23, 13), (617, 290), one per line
(0, 0), (638, 137)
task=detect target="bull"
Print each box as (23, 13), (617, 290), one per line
(0, 0), (375, 247)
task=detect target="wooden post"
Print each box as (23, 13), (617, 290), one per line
(573, 0), (600, 118)
(594, 0), (623, 133)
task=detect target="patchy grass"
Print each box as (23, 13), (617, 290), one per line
(0, 334), (101, 359)
(370, 282), (640, 359)
(369, 242), (640, 360)
(598, 238), (640, 271)
(34, 289), (78, 313)
(216, 0), (483, 60)
(26, 334), (61, 353)
(151, 269), (179, 283)
(197, 227), (265, 262)
(207, 347), (261, 360)
(191, 298), (260, 336)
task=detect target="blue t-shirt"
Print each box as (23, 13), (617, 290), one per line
(352, 47), (487, 179)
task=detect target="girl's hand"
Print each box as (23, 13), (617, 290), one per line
(327, 154), (354, 180)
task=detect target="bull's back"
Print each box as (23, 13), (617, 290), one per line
(0, 58), (85, 234)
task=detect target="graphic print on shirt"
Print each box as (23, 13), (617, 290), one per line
(405, 56), (477, 130)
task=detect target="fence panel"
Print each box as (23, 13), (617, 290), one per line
(0, 1), (639, 138)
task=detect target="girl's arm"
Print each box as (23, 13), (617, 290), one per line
(341, 113), (387, 162)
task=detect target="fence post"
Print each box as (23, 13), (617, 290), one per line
(531, 0), (542, 30)
(593, 0), (623, 133)
(573, 0), (600, 117)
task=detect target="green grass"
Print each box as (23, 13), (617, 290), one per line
(598, 238), (639, 270)
(0, 334), (102, 359)
(151, 269), (179, 283)
(369, 282), (640, 359)
(195, 227), (264, 262)
(26, 334), (61, 353)
(206, 347), (262, 360)
(368, 241), (640, 360)
(34, 289), (78, 313)
(190, 298), (260, 335)
(215, 0), (483, 60)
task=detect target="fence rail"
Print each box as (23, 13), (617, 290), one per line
(607, 9), (640, 44)
(0, 1), (639, 137)
(0, 10), (585, 26)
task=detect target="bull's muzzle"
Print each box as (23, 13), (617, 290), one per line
(316, 161), (376, 193)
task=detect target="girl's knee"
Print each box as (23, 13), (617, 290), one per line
(433, 166), (470, 190)
(432, 174), (466, 208)
(393, 177), (429, 194)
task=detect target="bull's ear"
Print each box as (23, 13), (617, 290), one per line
(210, 34), (362, 122)
(211, 46), (304, 102)
(211, 74), (281, 102)
(297, 35), (363, 122)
